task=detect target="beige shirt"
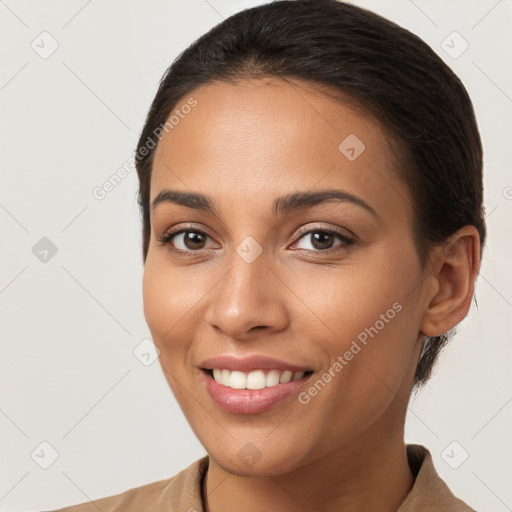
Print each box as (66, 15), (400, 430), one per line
(46, 444), (475, 511)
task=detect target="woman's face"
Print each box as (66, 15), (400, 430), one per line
(143, 78), (433, 475)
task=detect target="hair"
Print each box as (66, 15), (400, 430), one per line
(134, 0), (486, 389)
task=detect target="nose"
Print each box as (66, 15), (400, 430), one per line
(204, 249), (289, 341)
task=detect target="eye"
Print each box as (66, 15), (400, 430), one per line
(157, 225), (355, 256)
(291, 227), (355, 252)
(157, 228), (216, 255)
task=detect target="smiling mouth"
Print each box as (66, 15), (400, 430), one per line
(202, 368), (314, 390)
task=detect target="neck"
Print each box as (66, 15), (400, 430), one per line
(203, 428), (414, 512)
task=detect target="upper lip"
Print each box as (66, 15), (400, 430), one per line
(200, 355), (313, 373)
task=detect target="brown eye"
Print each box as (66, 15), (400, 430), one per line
(180, 231), (207, 250)
(157, 229), (214, 253)
(293, 228), (354, 252)
(309, 231), (336, 250)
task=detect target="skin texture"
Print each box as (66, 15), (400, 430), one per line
(142, 77), (481, 512)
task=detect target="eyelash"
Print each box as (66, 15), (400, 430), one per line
(157, 225), (355, 257)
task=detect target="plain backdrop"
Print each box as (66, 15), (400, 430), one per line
(1, 0), (511, 511)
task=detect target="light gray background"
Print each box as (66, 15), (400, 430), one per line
(1, 0), (511, 510)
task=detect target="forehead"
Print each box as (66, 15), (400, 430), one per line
(150, 78), (412, 223)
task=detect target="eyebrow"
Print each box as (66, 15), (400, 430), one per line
(151, 188), (379, 220)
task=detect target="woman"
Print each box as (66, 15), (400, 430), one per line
(49, 0), (485, 510)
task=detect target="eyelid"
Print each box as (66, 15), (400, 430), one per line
(292, 222), (355, 242)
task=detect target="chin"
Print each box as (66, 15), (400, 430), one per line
(204, 437), (310, 477)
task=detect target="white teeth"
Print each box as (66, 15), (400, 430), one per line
(230, 370), (247, 389)
(266, 369), (281, 387)
(210, 368), (309, 389)
(221, 369), (230, 387)
(247, 370), (266, 390)
(279, 371), (293, 384)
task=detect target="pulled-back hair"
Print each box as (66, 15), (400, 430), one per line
(135, 0), (486, 388)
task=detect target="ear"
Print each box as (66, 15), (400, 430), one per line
(420, 225), (482, 337)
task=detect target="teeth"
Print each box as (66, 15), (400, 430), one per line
(280, 371), (293, 383)
(247, 370), (266, 390)
(266, 369), (281, 387)
(210, 368), (307, 389)
(230, 371), (247, 389)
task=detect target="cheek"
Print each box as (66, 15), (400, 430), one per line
(142, 253), (217, 373)
(142, 254), (193, 354)
(142, 256), (168, 340)
(295, 247), (421, 399)
(142, 257), (200, 406)
(289, 249), (418, 345)
(292, 291), (419, 453)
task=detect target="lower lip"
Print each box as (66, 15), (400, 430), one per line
(202, 370), (313, 415)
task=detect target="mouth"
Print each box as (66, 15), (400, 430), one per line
(201, 368), (314, 390)
(200, 367), (315, 415)
(198, 354), (316, 414)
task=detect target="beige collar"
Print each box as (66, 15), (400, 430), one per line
(165, 444), (475, 512)
(49, 444), (475, 511)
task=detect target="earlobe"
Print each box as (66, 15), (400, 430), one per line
(420, 226), (481, 338)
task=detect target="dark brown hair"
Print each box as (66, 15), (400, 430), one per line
(134, 0), (486, 388)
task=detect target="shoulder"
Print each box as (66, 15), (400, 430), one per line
(399, 444), (476, 512)
(43, 455), (209, 512)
